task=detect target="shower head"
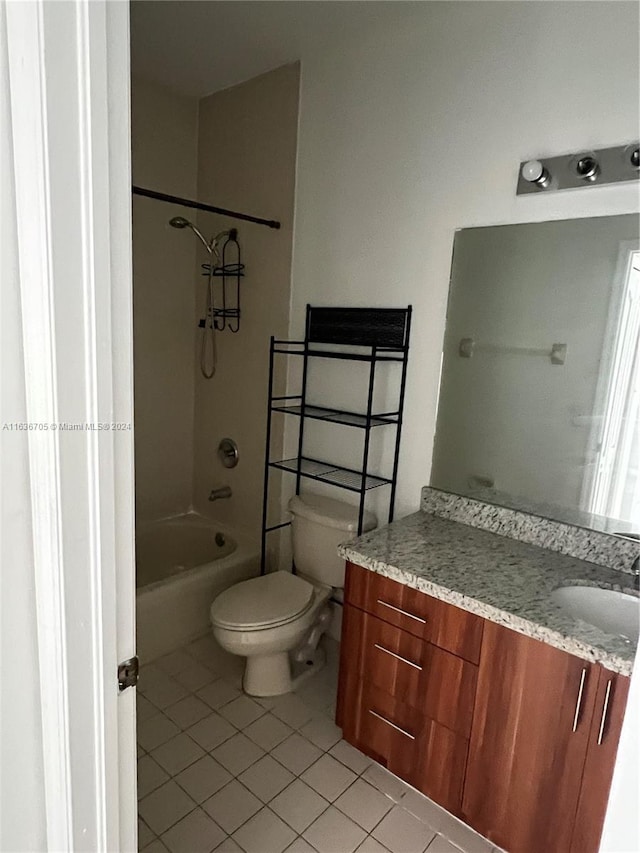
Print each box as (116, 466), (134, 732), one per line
(169, 216), (213, 254)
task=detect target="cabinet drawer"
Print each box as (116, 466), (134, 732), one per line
(345, 562), (483, 663)
(343, 681), (469, 816)
(344, 605), (477, 737)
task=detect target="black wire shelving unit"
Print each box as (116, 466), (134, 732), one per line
(260, 304), (412, 574)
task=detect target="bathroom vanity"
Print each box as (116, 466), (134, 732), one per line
(336, 494), (637, 853)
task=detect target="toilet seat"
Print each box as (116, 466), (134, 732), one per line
(210, 571), (315, 631)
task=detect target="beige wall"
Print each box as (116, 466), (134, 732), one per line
(193, 64), (299, 543)
(131, 77), (199, 522)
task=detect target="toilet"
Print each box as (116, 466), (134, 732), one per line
(210, 493), (377, 696)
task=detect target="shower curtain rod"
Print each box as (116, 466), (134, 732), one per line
(132, 185), (281, 230)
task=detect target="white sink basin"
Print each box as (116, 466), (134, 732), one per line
(551, 586), (639, 640)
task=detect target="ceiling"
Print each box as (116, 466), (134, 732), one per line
(130, 1), (409, 98)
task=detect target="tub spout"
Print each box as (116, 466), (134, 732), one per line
(209, 486), (232, 502)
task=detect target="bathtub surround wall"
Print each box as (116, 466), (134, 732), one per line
(193, 64), (300, 542)
(289, 1), (640, 519)
(131, 77), (199, 522)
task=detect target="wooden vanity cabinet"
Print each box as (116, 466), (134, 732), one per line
(338, 562), (631, 853)
(337, 562), (483, 815)
(462, 620), (630, 853)
(569, 666), (630, 853)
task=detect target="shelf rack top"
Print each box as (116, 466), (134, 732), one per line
(306, 306), (411, 350)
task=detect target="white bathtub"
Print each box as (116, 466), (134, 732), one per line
(136, 512), (260, 663)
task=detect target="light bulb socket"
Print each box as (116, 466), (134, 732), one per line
(573, 154), (600, 182)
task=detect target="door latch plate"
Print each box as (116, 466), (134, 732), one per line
(118, 656), (139, 692)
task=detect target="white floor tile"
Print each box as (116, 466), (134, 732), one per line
(202, 780), (262, 834)
(174, 662), (216, 692)
(270, 694), (315, 729)
(141, 674), (190, 710)
(187, 713), (236, 751)
(301, 754), (357, 802)
(372, 806), (435, 853)
(138, 714), (181, 753)
(161, 807), (226, 853)
(438, 816), (494, 853)
(271, 732), (323, 776)
(239, 755), (295, 803)
(138, 755), (170, 799)
(330, 741), (372, 775)
(362, 765), (411, 804)
(303, 805), (367, 853)
(164, 695), (213, 730)
(151, 733), (205, 776)
(400, 790), (449, 832)
(156, 650), (196, 677)
(138, 664), (168, 694)
(138, 780), (196, 836)
(335, 779), (394, 832)
(270, 779), (330, 834)
(300, 715), (342, 751)
(354, 837), (391, 853)
(197, 679), (241, 710)
(211, 732), (265, 776)
(232, 807), (297, 853)
(175, 755), (232, 803)
(284, 837), (317, 853)
(186, 635), (219, 659)
(425, 836), (462, 853)
(218, 695), (266, 729)
(138, 818), (156, 849)
(244, 713), (293, 751)
(138, 695), (160, 723)
(212, 838), (244, 852)
(142, 840), (170, 853)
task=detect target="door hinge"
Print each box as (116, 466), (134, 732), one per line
(118, 656), (139, 692)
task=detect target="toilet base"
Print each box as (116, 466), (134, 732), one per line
(242, 646), (327, 697)
(243, 652), (292, 697)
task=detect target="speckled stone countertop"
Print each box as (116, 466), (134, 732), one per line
(338, 512), (638, 675)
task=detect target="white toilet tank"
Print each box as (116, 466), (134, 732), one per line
(288, 493), (377, 588)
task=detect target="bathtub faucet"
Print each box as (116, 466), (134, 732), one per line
(209, 486), (232, 502)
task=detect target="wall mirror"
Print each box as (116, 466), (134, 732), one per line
(431, 214), (640, 536)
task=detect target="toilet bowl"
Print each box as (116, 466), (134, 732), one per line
(211, 570), (332, 696)
(210, 493), (377, 697)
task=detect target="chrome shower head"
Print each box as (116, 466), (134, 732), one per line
(168, 216), (213, 254)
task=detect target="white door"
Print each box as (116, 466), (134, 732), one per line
(4, 1), (137, 850)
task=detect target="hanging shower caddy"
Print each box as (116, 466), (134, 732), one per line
(260, 304), (412, 574)
(199, 228), (245, 332)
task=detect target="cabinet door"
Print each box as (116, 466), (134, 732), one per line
(343, 681), (470, 816)
(462, 620), (599, 853)
(569, 667), (630, 853)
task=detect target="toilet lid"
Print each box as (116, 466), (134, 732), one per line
(210, 571), (314, 630)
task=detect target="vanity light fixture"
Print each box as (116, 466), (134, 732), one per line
(517, 141), (640, 195)
(521, 160), (551, 189)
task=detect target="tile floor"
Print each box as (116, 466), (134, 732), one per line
(137, 635), (501, 853)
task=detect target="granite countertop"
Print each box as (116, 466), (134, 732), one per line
(338, 511), (638, 676)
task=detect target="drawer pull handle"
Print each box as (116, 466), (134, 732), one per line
(572, 668), (587, 733)
(376, 599), (427, 624)
(597, 679), (613, 745)
(368, 709), (415, 740)
(374, 643), (422, 671)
